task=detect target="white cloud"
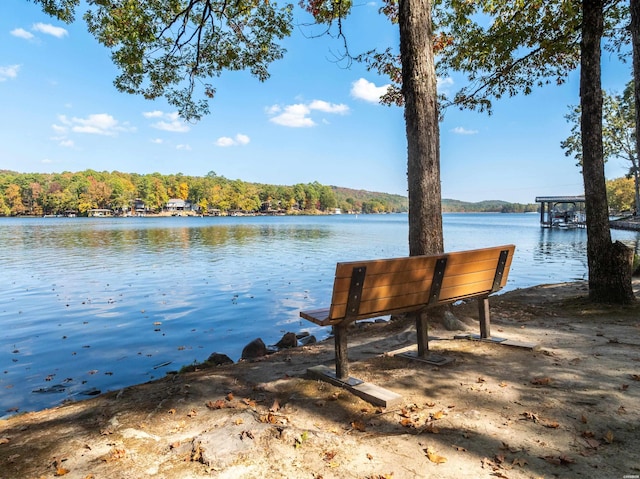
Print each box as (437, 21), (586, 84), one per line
(309, 100), (349, 114)
(146, 111), (190, 132)
(176, 144), (192, 151)
(235, 133), (250, 145)
(267, 100), (349, 128)
(150, 138), (163, 144)
(451, 126), (478, 135)
(143, 110), (165, 118)
(0, 64), (20, 81)
(216, 133), (251, 147)
(350, 78), (389, 103)
(54, 113), (134, 136)
(41, 158), (53, 164)
(11, 28), (34, 40)
(59, 139), (74, 148)
(32, 23), (68, 38)
(437, 77), (454, 95)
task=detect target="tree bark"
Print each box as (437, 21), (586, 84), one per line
(631, 0), (640, 216)
(580, 0), (635, 303)
(398, 0), (443, 257)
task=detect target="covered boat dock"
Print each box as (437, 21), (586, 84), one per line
(535, 195), (586, 228)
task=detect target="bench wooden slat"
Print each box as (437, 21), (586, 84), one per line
(324, 246), (514, 323)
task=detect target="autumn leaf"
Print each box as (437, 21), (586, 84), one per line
(425, 447), (447, 464)
(323, 450), (337, 461)
(234, 418), (244, 425)
(425, 401), (436, 407)
(270, 399), (280, 412)
(603, 430), (614, 444)
(187, 409), (197, 417)
(617, 405), (627, 415)
(206, 400), (226, 410)
(498, 381), (508, 388)
(422, 423), (440, 434)
(542, 420), (560, 428)
(242, 398), (256, 407)
(400, 418), (415, 427)
(631, 374), (640, 381)
(512, 457), (527, 467)
(351, 420), (366, 432)
(366, 453), (374, 460)
(0, 437), (10, 445)
(226, 392), (234, 401)
(54, 467), (70, 476)
(431, 410), (445, 420)
(531, 377), (552, 386)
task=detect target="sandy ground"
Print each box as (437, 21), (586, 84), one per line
(1, 281), (640, 479)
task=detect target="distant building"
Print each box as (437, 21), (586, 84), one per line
(166, 198), (191, 211)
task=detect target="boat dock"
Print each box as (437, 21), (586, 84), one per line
(535, 195), (586, 228)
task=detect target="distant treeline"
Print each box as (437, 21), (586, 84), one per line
(0, 169), (409, 216)
(0, 169), (538, 217)
(442, 199), (538, 213)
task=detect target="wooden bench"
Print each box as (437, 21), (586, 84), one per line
(300, 244), (516, 390)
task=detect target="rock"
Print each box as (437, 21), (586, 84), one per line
(299, 335), (317, 346)
(296, 332), (310, 339)
(442, 310), (467, 331)
(241, 338), (268, 360)
(205, 352), (234, 366)
(275, 332), (297, 349)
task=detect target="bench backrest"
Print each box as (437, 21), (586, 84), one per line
(325, 244), (515, 325)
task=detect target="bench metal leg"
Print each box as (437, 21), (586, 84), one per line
(415, 311), (430, 357)
(334, 322), (349, 380)
(478, 297), (491, 339)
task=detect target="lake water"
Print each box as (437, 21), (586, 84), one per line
(1, 213), (639, 416)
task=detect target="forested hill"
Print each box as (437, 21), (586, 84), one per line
(0, 169), (536, 216)
(442, 198), (538, 213)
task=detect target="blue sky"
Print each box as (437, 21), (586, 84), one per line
(0, 1), (632, 203)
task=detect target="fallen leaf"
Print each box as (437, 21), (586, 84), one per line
(234, 418), (244, 425)
(498, 381), (508, 388)
(531, 377), (552, 386)
(400, 418), (415, 427)
(226, 392), (234, 401)
(205, 400), (226, 410)
(559, 455), (575, 464)
(242, 398), (256, 407)
(425, 447), (447, 464)
(351, 420), (366, 432)
(187, 409), (197, 418)
(512, 457), (528, 467)
(425, 401), (436, 407)
(582, 430), (595, 438)
(477, 377), (486, 383)
(603, 430), (614, 444)
(542, 420), (560, 428)
(631, 374), (640, 381)
(0, 437), (10, 445)
(431, 410), (445, 420)
(270, 399), (280, 412)
(323, 450), (337, 461)
(620, 384), (629, 391)
(54, 467), (70, 476)
(366, 453), (374, 460)
(422, 423), (440, 434)
(617, 405), (627, 415)
(581, 414), (588, 424)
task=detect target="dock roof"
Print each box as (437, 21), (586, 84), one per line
(534, 195), (585, 203)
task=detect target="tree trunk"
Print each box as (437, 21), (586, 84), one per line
(632, 0), (640, 216)
(398, 0), (443, 257)
(580, 0), (635, 303)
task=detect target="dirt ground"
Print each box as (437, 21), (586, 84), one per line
(1, 281), (640, 479)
